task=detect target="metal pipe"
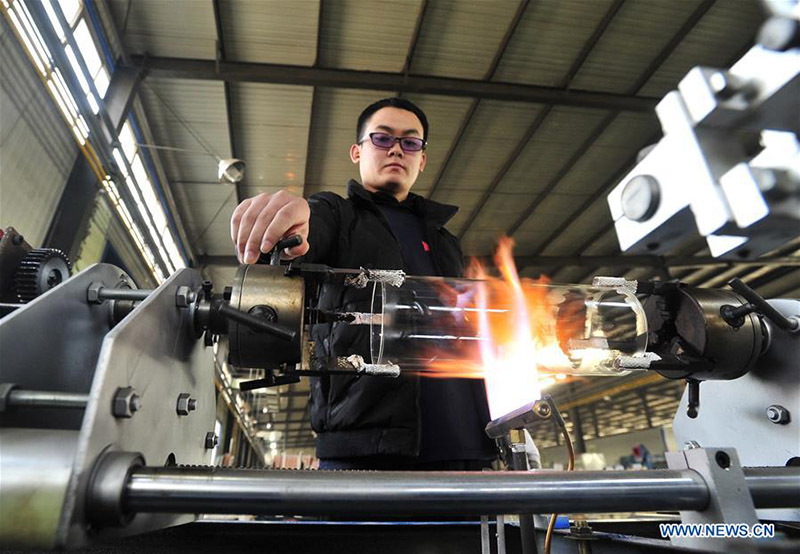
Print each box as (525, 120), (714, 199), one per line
(123, 466), (800, 517)
(97, 288), (153, 302)
(126, 467), (711, 515)
(743, 467), (800, 508)
(6, 389), (88, 409)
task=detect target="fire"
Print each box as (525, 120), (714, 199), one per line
(418, 237), (582, 419)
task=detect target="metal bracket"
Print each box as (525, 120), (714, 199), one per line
(665, 447), (758, 551)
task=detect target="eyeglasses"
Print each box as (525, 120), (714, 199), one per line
(360, 132), (427, 153)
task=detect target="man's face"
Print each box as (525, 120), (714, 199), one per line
(350, 107), (427, 200)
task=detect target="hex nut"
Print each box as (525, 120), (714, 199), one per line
(205, 432), (219, 449)
(112, 387), (140, 418)
(175, 286), (196, 308)
(766, 405), (790, 425)
(87, 282), (104, 304)
(176, 393), (197, 416)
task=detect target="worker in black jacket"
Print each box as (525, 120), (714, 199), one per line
(231, 98), (496, 470)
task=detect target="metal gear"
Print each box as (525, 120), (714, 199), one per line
(14, 248), (71, 303)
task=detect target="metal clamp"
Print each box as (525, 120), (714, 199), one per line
(665, 447), (758, 552)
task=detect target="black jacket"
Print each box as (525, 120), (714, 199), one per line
(303, 180), (479, 458)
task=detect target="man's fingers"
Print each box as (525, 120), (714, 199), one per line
(241, 193), (295, 263)
(237, 193), (282, 262)
(261, 203), (309, 259)
(230, 197), (252, 246)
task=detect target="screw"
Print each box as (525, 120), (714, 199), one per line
(176, 393), (197, 416)
(534, 400), (551, 419)
(766, 405), (790, 425)
(684, 440), (701, 450)
(205, 432), (219, 449)
(112, 387), (140, 418)
(715, 450), (731, 470)
(11, 234), (24, 245)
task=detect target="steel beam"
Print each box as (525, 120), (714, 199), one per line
(132, 56), (657, 113)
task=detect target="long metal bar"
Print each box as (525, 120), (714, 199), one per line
(124, 466), (800, 516)
(96, 288), (153, 302)
(132, 56), (657, 113)
(6, 389), (88, 409)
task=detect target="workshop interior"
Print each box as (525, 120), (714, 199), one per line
(1, 0), (799, 553)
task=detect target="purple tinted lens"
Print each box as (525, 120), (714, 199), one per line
(400, 137), (424, 152)
(371, 133), (396, 148)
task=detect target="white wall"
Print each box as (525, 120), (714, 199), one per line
(0, 17), (77, 246)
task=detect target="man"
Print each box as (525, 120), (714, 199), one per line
(231, 98), (496, 470)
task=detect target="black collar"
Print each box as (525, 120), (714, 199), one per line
(346, 180), (459, 226)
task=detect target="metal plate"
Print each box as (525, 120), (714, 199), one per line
(0, 263), (131, 430)
(57, 268), (216, 547)
(673, 299), (800, 522)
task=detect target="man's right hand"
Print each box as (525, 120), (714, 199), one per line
(230, 190), (310, 264)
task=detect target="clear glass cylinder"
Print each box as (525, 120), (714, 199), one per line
(369, 276), (648, 376)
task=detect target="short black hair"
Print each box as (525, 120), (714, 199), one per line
(356, 97), (429, 143)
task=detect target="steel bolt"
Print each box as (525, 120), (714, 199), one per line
(766, 405), (790, 425)
(112, 387), (140, 418)
(205, 432), (219, 449)
(176, 393), (197, 416)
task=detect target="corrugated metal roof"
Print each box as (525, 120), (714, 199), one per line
(410, 0), (520, 79)
(569, 0), (704, 94)
(108, 0), (217, 59)
(318, 0), (422, 72)
(493, 0), (617, 86)
(638, 0), (763, 97)
(431, 100), (546, 229)
(221, 0), (319, 65)
(231, 82), (314, 197)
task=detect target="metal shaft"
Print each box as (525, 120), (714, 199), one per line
(6, 389), (88, 409)
(123, 466), (800, 517)
(97, 288), (153, 302)
(126, 467), (712, 515)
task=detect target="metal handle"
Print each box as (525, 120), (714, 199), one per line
(215, 302), (296, 342)
(728, 278), (798, 332)
(260, 235), (303, 266)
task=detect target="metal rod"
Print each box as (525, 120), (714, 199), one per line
(728, 278), (799, 331)
(124, 466), (800, 517)
(217, 303), (297, 342)
(97, 288), (153, 302)
(125, 467), (710, 515)
(7, 390), (89, 409)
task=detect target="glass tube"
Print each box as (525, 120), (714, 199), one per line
(369, 276), (648, 377)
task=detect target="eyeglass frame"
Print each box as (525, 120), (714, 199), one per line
(358, 132), (428, 153)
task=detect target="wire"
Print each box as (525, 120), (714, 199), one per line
(544, 399), (575, 554)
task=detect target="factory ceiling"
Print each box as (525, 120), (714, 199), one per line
(87, 0), (798, 452)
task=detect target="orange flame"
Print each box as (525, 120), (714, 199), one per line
(418, 237), (580, 418)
